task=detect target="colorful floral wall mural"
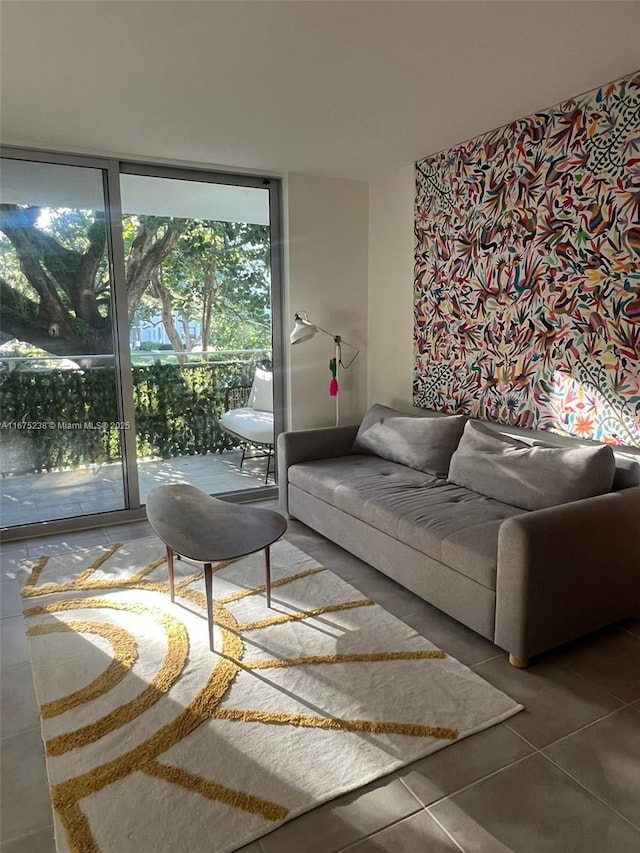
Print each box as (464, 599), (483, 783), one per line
(413, 70), (640, 447)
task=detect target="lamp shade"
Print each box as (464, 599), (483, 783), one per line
(290, 312), (318, 345)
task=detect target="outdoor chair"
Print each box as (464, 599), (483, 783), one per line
(220, 367), (274, 483)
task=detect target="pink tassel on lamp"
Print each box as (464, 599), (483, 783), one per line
(329, 357), (339, 396)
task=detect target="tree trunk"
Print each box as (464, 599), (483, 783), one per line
(0, 207), (184, 357)
(126, 220), (185, 322)
(151, 269), (186, 364)
(0, 205), (111, 355)
(180, 313), (194, 352)
(200, 231), (217, 359)
(201, 278), (214, 359)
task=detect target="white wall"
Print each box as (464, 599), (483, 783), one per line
(285, 172), (368, 429)
(367, 164), (416, 411)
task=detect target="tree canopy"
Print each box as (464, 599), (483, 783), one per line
(0, 204), (271, 360)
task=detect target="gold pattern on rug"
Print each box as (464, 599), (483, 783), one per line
(22, 544), (169, 600)
(75, 544), (124, 583)
(27, 621), (138, 719)
(144, 759), (289, 822)
(238, 598), (374, 631)
(218, 565), (327, 604)
(244, 649), (446, 670)
(25, 598), (189, 756)
(213, 707), (458, 740)
(20, 554), (49, 591)
(48, 615), (243, 851)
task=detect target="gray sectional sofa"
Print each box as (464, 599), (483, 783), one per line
(278, 404), (640, 667)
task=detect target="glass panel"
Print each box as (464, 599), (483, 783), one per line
(119, 173), (273, 501)
(0, 158), (126, 526)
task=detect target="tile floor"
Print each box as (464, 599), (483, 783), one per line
(0, 450), (271, 528)
(1, 505), (639, 852)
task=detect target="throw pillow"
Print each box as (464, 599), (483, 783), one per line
(352, 403), (467, 477)
(448, 420), (616, 510)
(249, 368), (273, 413)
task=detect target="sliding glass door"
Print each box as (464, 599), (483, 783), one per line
(0, 151), (281, 531)
(119, 169), (274, 504)
(0, 157), (127, 526)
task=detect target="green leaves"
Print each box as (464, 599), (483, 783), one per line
(128, 217), (271, 352)
(1, 361), (256, 475)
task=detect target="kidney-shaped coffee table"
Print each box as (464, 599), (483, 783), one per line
(146, 484), (287, 651)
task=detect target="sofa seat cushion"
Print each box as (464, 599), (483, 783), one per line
(394, 493), (521, 588)
(440, 520), (509, 589)
(288, 455), (522, 589)
(288, 456), (438, 536)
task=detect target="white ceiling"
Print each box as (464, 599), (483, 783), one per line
(1, 1), (639, 181)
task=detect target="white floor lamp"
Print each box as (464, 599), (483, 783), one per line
(290, 311), (359, 426)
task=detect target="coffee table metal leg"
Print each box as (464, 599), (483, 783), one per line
(264, 546), (272, 608)
(166, 546), (175, 602)
(204, 562), (214, 651)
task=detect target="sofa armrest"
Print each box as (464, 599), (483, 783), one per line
(277, 424), (360, 513)
(494, 486), (640, 661)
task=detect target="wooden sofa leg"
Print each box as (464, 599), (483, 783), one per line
(509, 653), (530, 668)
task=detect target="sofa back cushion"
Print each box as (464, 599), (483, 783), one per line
(448, 421), (616, 510)
(352, 404), (467, 477)
(530, 438), (640, 492)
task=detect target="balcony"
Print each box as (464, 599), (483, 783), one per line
(0, 349), (272, 529)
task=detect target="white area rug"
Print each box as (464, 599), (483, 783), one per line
(20, 537), (522, 852)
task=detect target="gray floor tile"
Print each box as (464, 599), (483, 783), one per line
(103, 521), (155, 543)
(0, 570), (25, 591)
(429, 753), (640, 853)
(0, 825), (56, 853)
(26, 531), (110, 558)
(283, 527), (335, 560)
(343, 570), (412, 601)
(344, 572), (425, 619)
(342, 810), (461, 852)
(374, 590), (433, 620)
(66, 528), (111, 543)
(399, 603), (502, 666)
(24, 540), (79, 558)
(552, 628), (640, 702)
(473, 655), (623, 748)
(0, 728), (53, 844)
(0, 562), (22, 583)
(259, 775), (422, 853)
(294, 538), (374, 583)
(398, 723), (533, 807)
(0, 615), (30, 667)
(544, 706), (640, 829)
(0, 580), (22, 618)
(0, 661), (41, 737)
(2, 513), (639, 853)
(0, 545), (29, 582)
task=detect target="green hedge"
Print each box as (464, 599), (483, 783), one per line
(0, 361), (257, 475)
